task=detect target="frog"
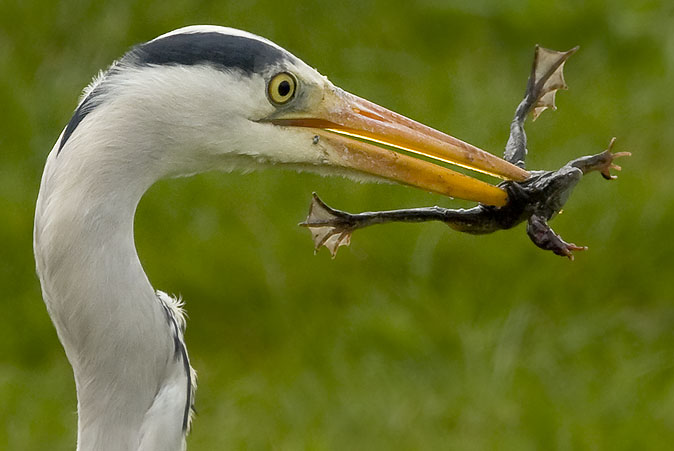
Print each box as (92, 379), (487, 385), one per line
(300, 45), (630, 259)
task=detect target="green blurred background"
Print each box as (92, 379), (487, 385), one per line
(2, 0), (674, 449)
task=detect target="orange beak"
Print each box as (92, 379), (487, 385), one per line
(273, 88), (528, 207)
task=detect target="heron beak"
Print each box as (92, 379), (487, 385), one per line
(272, 88), (529, 207)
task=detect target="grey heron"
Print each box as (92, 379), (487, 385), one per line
(34, 25), (528, 450)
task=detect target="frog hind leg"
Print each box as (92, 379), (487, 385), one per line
(504, 46), (578, 168)
(299, 193), (356, 258)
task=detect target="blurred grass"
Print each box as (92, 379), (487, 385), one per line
(2, 0), (674, 449)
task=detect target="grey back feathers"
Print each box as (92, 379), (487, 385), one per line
(58, 29), (291, 154)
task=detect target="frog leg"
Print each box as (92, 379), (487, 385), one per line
(526, 214), (587, 260)
(504, 46), (578, 167)
(299, 193), (469, 257)
(567, 137), (631, 180)
(298, 194), (358, 257)
(300, 185), (533, 257)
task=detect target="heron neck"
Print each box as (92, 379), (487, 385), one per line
(34, 143), (181, 449)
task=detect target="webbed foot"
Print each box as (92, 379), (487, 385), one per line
(528, 45), (579, 120)
(504, 45), (578, 167)
(527, 214), (587, 260)
(299, 193), (355, 257)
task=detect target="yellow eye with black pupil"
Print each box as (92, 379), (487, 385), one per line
(268, 72), (296, 105)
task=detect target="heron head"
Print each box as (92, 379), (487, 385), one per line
(60, 26), (528, 205)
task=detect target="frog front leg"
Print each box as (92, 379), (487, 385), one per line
(523, 138), (630, 258)
(527, 214), (588, 260)
(568, 137), (631, 180)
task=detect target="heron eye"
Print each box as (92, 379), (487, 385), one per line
(268, 72), (297, 105)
